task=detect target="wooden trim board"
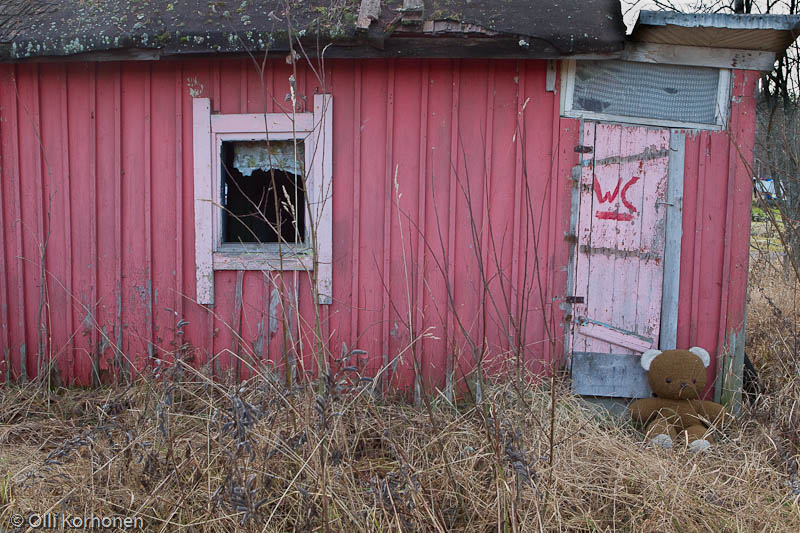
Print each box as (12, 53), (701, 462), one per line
(659, 131), (685, 350)
(571, 352), (652, 398)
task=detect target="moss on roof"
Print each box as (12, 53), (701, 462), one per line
(0, 0), (625, 60)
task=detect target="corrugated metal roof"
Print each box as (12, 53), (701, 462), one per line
(631, 10), (800, 53)
(0, 0), (626, 60)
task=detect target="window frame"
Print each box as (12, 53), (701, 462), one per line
(215, 133), (311, 253)
(560, 59), (731, 131)
(193, 95), (332, 305)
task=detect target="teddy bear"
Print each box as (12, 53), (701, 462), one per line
(629, 347), (731, 452)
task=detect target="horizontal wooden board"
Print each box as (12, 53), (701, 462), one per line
(571, 352), (652, 398)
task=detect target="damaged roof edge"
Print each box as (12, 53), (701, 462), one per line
(0, 39), (623, 63)
(0, 0), (626, 61)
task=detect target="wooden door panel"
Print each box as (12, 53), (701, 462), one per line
(635, 128), (670, 347)
(583, 123), (622, 354)
(572, 122), (669, 362)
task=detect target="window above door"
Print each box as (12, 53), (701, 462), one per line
(561, 59), (730, 130)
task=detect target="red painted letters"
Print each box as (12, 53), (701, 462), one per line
(594, 176), (640, 221)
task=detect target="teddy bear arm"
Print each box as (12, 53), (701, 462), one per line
(630, 398), (672, 424)
(674, 404), (708, 430)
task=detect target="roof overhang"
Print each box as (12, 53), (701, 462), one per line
(622, 10), (800, 72)
(631, 10), (800, 54)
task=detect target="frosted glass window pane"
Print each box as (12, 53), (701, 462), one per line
(573, 60), (720, 124)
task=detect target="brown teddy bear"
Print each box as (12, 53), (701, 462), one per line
(629, 347), (731, 452)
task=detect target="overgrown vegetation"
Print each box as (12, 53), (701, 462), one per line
(0, 353), (797, 531)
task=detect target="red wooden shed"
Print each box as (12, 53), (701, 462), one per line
(0, 2), (797, 405)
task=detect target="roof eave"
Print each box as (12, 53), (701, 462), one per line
(0, 30), (625, 63)
(630, 10), (800, 55)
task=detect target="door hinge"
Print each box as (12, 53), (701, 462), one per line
(566, 296), (584, 304)
(574, 145), (593, 154)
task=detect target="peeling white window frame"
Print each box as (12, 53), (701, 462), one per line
(560, 58), (731, 131)
(193, 95), (333, 305)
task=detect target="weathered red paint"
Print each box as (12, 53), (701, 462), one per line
(0, 59), (757, 399)
(596, 211), (635, 222)
(677, 70), (759, 397)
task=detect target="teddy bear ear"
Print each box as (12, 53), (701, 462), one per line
(689, 346), (711, 368)
(640, 349), (662, 371)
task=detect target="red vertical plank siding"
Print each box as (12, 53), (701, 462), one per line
(174, 68), (185, 347)
(0, 66), (10, 382)
(0, 59), (757, 397)
(420, 60), (453, 391)
(388, 60), (422, 390)
(95, 64), (119, 378)
(521, 62), (558, 373)
(239, 271), (265, 378)
(329, 59), (357, 370)
(412, 61), (431, 396)
(120, 63), (150, 375)
(677, 69), (757, 397)
(151, 63), (179, 365)
(380, 61), (396, 390)
(348, 61), (362, 364)
(143, 66), (154, 366)
(483, 61), (518, 365)
(476, 61), (496, 376)
(38, 64), (72, 382)
(452, 59), (488, 386)
(0, 65), (23, 381)
(725, 71), (758, 346)
(15, 64), (44, 380)
(354, 60), (387, 380)
(66, 63), (96, 384)
(677, 129), (701, 351)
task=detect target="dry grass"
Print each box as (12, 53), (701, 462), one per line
(0, 353), (797, 531)
(745, 251), (800, 509)
(0, 252), (797, 531)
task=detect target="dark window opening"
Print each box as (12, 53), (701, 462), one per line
(220, 140), (305, 245)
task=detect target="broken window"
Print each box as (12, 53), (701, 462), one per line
(220, 140), (306, 245)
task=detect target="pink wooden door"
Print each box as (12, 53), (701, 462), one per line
(572, 123), (670, 360)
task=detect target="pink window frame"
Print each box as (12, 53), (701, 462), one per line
(192, 95), (333, 305)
